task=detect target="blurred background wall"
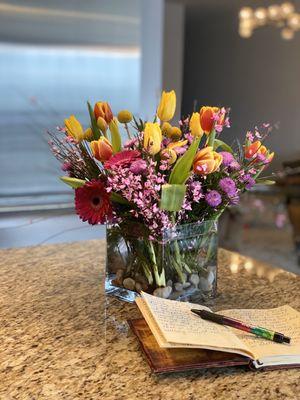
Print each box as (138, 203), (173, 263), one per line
(182, 0), (300, 172)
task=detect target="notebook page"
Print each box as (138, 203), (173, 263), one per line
(141, 292), (251, 354)
(221, 305), (300, 361)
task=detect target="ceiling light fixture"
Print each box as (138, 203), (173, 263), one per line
(239, 2), (299, 40)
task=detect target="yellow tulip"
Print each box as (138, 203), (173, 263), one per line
(157, 90), (176, 122)
(84, 127), (93, 141)
(160, 148), (177, 164)
(143, 122), (162, 155)
(65, 115), (85, 142)
(97, 117), (108, 133)
(189, 112), (203, 138)
(161, 122), (172, 136)
(167, 139), (188, 150)
(168, 126), (182, 140)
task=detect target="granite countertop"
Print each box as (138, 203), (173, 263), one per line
(0, 240), (300, 399)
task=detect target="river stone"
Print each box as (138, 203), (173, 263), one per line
(169, 290), (184, 300)
(207, 271), (215, 285)
(153, 286), (172, 299)
(182, 282), (191, 289)
(189, 273), (200, 287)
(199, 277), (212, 292)
(123, 277), (136, 291)
(135, 282), (143, 292)
(174, 282), (183, 291)
(166, 279), (173, 288)
(135, 274), (148, 286)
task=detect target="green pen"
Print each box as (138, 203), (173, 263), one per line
(191, 309), (291, 344)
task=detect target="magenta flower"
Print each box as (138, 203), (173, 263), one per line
(124, 138), (139, 148)
(130, 159), (147, 175)
(239, 173), (255, 190)
(219, 177), (237, 196)
(205, 190), (222, 207)
(219, 151), (234, 167)
(61, 161), (72, 172)
(104, 150), (141, 170)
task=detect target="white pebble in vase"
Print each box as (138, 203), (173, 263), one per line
(189, 273), (200, 287)
(174, 282), (183, 291)
(153, 286), (172, 298)
(199, 277), (212, 292)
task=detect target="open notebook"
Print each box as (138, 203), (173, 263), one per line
(135, 292), (300, 370)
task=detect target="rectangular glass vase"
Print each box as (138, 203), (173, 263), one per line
(105, 220), (218, 303)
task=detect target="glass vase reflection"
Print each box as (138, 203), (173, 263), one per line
(105, 220), (218, 303)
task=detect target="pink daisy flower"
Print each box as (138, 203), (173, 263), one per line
(104, 150), (141, 170)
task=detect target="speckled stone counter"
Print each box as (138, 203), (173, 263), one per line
(1, 241), (300, 399)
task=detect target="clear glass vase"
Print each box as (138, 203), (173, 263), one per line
(105, 220), (218, 303)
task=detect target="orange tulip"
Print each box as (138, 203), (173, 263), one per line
(200, 106), (219, 134)
(91, 137), (113, 162)
(193, 146), (223, 175)
(244, 140), (275, 166)
(244, 140), (262, 159)
(267, 152), (275, 163)
(94, 102), (113, 124)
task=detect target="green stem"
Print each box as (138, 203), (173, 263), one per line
(148, 241), (166, 287)
(207, 128), (216, 147)
(141, 261), (154, 285)
(125, 123), (132, 140)
(171, 213), (187, 282)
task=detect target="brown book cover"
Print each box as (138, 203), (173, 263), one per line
(128, 318), (250, 373)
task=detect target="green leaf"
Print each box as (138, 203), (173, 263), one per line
(109, 118), (122, 153)
(256, 179), (275, 185)
(110, 192), (130, 205)
(213, 139), (233, 153)
(160, 184), (187, 211)
(87, 101), (101, 140)
(169, 137), (200, 184)
(60, 176), (86, 189)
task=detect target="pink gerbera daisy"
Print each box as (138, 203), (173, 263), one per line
(104, 150), (141, 170)
(75, 180), (112, 225)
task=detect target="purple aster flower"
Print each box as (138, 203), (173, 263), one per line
(245, 177), (255, 190)
(239, 173), (256, 190)
(229, 193), (240, 205)
(205, 190), (222, 207)
(129, 159), (147, 175)
(229, 160), (241, 171)
(219, 151), (234, 167)
(219, 177), (237, 196)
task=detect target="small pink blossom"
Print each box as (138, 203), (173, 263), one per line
(246, 131), (254, 142)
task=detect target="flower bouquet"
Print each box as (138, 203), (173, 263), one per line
(49, 90), (274, 302)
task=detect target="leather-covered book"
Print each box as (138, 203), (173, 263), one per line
(128, 318), (250, 373)
(129, 292), (300, 373)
